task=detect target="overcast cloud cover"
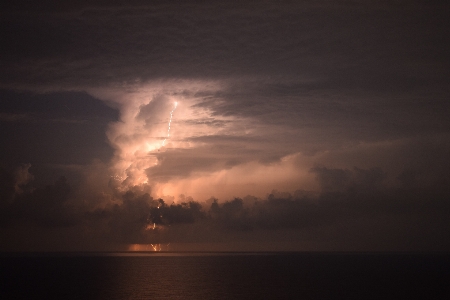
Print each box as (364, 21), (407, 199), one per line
(0, 0), (449, 251)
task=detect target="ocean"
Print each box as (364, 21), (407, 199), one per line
(1, 252), (449, 299)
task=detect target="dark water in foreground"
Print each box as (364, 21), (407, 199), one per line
(1, 252), (449, 300)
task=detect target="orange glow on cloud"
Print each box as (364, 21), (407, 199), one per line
(154, 153), (317, 200)
(89, 80), (316, 200)
(92, 81), (226, 189)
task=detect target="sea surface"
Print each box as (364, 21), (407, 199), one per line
(1, 252), (449, 299)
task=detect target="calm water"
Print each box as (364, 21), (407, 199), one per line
(1, 252), (449, 299)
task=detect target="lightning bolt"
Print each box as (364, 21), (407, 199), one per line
(162, 102), (178, 146)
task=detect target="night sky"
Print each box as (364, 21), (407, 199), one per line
(1, 0), (449, 251)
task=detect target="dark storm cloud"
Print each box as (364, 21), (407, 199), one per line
(182, 118), (231, 128)
(1, 163), (449, 250)
(0, 90), (116, 119)
(0, 165), (203, 239)
(193, 79), (450, 145)
(83, 188), (206, 244)
(196, 167), (450, 250)
(0, 166), (76, 228)
(0, 90), (118, 168)
(310, 166), (385, 193)
(1, 1), (448, 89)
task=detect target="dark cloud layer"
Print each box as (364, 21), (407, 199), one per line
(0, 166), (75, 228)
(1, 1), (448, 88)
(1, 165), (449, 251)
(0, 90), (118, 187)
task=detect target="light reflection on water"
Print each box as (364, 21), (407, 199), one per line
(1, 253), (449, 299)
(106, 257), (224, 299)
(88, 254), (278, 300)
